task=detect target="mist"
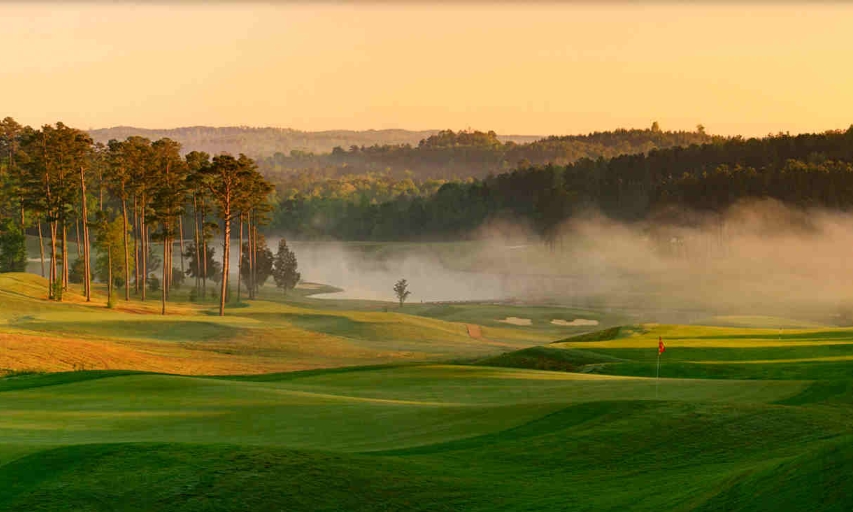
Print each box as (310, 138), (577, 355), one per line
(272, 199), (853, 324)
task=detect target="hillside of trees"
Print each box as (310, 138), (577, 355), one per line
(25, 117), (853, 250)
(258, 125), (716, 181)
(90, 125), (715, 182)
(269, 127), (853, 241)
(88, 126), (447, 158)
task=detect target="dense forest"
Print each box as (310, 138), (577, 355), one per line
(19, 117), (853, 251)
(269, 127), (853, 241)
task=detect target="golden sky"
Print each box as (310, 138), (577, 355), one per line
(1, 2), (851, 136)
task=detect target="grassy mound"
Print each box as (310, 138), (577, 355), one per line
(550, 325), (622, 343)
(475, 345), (624, 372)
(695, 437), (853, 512)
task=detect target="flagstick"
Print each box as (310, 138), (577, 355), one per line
(655, 353), (660, 399)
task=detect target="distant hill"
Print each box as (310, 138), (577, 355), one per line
(88, 126), (541, 158)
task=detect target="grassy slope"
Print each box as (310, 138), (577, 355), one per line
(2, 274), (853, 509)
(0, 363), (847, 511)
(518, 323), (853, 380)
(0, 273), (558, 375)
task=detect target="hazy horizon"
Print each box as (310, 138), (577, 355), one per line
(3, 2), (851, 137)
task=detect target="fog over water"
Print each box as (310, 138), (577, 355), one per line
(270, 200), (853, 324)
(286, 242), (511, 303)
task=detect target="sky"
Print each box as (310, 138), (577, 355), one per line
(1, 2), (851, 137)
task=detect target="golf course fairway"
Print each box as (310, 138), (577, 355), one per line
(0, 274), (851, 510)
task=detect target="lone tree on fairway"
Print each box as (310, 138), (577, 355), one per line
(272, 239), (300, 293)
(394, 278), (411, 308)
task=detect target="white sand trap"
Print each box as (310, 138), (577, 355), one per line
(499, 317), (532, 326)
(551, 319), (600, 327)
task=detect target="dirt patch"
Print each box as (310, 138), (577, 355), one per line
(499, 317), (532, 326)
(551, 319), (600, 327)
(467, 324), (483, 338)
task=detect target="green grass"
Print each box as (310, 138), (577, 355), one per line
(474, 345), (626, 372)
(2, 268), (853, 509)
(0, 370), (845, 511)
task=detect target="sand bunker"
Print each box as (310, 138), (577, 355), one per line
(551, 319), (600, 327)
(499, 317), (532, 326)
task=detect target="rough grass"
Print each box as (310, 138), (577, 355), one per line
(0, 273), (555, 375)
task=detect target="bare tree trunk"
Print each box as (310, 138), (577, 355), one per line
(166, 235), (172, 301)
(133, 197), (139, 295)
(50, 221), (58, 300)
(140, 197), (146, 301)
(62, 222), (68, 291)
(179, 215), (185, 277)
(247, 211), (254, 299)
(192, 196), (201, 297)
(219, 214), (231, 316)
(201, 219), (208, 300)
(122, 199), (130, 301)
(161, 231), (167, 315)
(19, 197), (25, 232)
(38, 220), (45, 278)
(80, 167), (91, 302)
(237, 214), (243, 303)
(107, 245), (112, 306)
(252, 218), (259, 298)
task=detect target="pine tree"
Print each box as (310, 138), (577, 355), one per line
(272, 239), (300, 293)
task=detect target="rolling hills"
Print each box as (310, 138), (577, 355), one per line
(1, 274), (852, 510)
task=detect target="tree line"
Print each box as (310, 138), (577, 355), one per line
(0, 116), (297, 316)
(258, 126), (716, 183)
(269, 127), (853, 241)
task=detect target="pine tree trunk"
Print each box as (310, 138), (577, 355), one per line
(252, 220), (259, 298)
(38, 220), (45, 278)
(80, 167), (91, 302)
(201, 215), (208, 300)
(248, 212), (255, 299)
(122, 198), (130, 301)
(133, 197), (139, 295)
(192, 197), (201, 297)
(62, 222), (68, 291)
(140, 196), (146, 301)
(161, 232), (167, 315)
(49, 221), (58, 300)
(219, 214), (231, 316)
(166, 235), (172, 300)
(179, 215), (185, 276)
(107, 247), (112, 306)
(237, 214), (243, 303)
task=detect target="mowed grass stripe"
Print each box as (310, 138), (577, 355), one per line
(0, 369), (808, 453)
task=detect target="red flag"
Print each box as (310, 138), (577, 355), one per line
(658, 337), (665, 355)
